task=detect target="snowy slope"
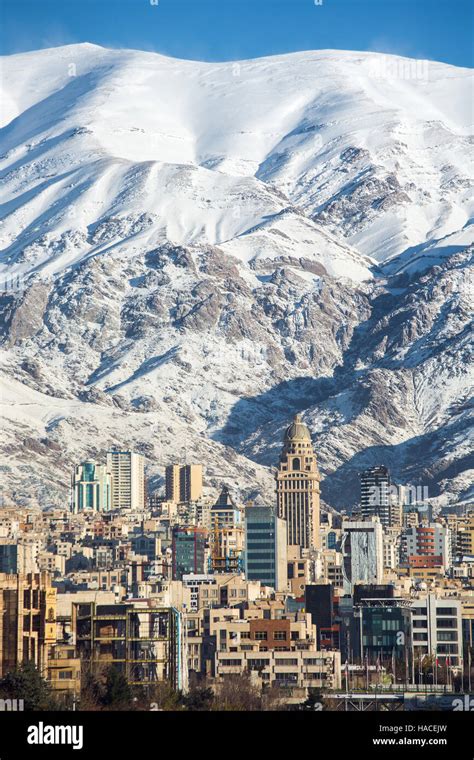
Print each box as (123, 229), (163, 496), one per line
(0, 44), (473, 509)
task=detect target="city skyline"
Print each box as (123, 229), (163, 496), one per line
(0, 0), (472, 748)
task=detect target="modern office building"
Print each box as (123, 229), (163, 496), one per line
(354, 595), (413, 669)
(71, 460), (112, 513)
(410, 593), (463, 667)
(172, 526), (207, 580)
(0, 541), (18, 574)
(106, 450), (145, 511)
(275, 414), (321, 551)
(165, 464), (203, 503)
(342, 518), (384, 594)
(305, 583), (339, 649)
(0, 539), (39, 575)
(360, 465), (391, 527)
(244, 504), (287, 591)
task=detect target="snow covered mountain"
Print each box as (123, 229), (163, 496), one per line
(0, 44), (472, 510)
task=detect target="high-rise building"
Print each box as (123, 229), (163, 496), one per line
(209, 486), (244, 573)
(165, 464), (203, 503)
(342, 518), (384, 594)
(106, 451), (145, 511)
(180, 464), (203, 503)
(165, 465), (180, 503)
(275, 414), (321, 551)
(71, 460), (112, 514)
(172, 526), (207, 580)
(244, 504), (287, 591)
(360, 465), (391, 526)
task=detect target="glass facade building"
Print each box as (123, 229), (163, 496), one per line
(72, 461), (112, 513)
(244, 505), (287, 591)
(172, 526), (207, 580)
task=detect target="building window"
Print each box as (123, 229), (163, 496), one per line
(437, 632), (457, 642)
(273, 631), (287, 640)
(254, 631), (268, 640)
(248, 659), (269, 669)
(58, 670), (74, 680)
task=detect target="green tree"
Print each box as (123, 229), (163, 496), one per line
(79, 667), (105, 710)
(212, 673), (262, 711)
(101, 666), (133, 709)
(0, 661), (58, 711)
(149, 681), (182, 711)
(181, 685), (214, 711)
(297, 687), (325, 711)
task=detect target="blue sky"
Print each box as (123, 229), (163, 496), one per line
(1, 0), (472, 67)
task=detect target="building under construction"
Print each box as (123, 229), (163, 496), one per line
(72, 601), (184, 690)
(209, 486), (244, 574)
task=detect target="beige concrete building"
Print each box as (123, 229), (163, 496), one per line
(46, 644), (82, 699)
(276, 414), (321, 551)
(215, 649), (341, 691)
(211, 601), (341, 690)
(182, 573), (267, 611)
(165, 464), (203, 503)
(0, 573), (56, 678)
(106, 450), (145, 511)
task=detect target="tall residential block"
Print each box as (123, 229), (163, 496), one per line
(165, 464), (203, 503)
(71, 460), (112, 513)
(275, 414), (321, 550)
(244, 504), (287, 591)
(360, 465), (391, 526)
(106, 451), (145, 511)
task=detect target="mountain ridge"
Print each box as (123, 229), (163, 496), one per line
(0, 44), (472, 510)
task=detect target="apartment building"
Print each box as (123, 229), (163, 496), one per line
(106, 450), (145, 511)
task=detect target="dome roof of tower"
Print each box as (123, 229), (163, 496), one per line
(284, 414), (311, 442)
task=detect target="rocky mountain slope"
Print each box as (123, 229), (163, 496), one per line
(0, 44), (472, 510)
